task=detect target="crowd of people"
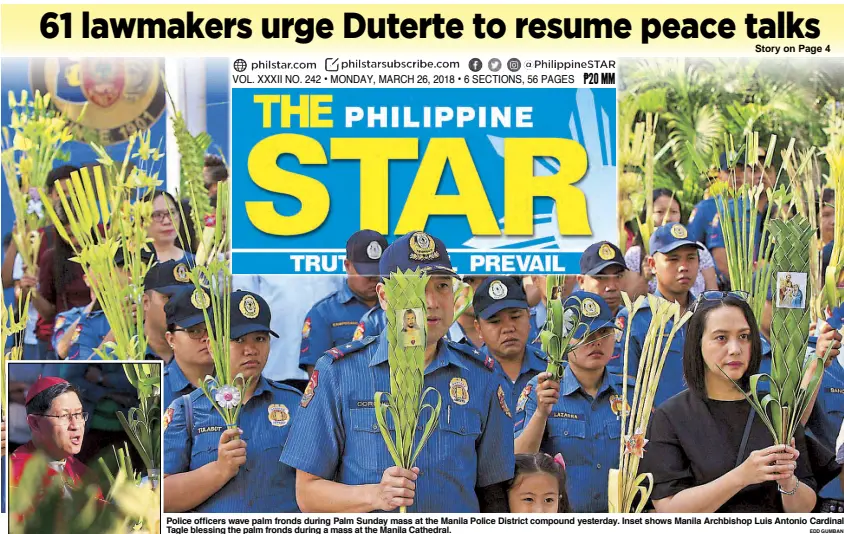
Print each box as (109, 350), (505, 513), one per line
(3, 150), (844, 515)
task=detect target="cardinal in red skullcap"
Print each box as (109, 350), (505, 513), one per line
(10, 376), (104, 514)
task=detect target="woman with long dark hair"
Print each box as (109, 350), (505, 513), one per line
(639, 292), (816, 512)
(146, 190), (195, 264)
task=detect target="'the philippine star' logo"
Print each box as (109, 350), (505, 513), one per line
(29, 58), (166, 146)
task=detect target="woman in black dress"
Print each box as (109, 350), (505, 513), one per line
(640, 292), (817, 512)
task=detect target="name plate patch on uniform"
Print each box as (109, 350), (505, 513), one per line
(549, 411), (582, 420)
(355, 400), (391, 409)
(197, 425), (224, 434)
(268, 404), (290, 427)
(828, 387), (844, 395)
(331, 321), (359, 327)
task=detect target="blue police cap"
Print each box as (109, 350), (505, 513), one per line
(230, 290), (278, 340)
(114, 245), (156, 269)
(378, 231), (456, 278)
(144, 259), (193, 295)
(164, 286), (210, 329)
(580, 241), (627, 275)
(563, 291), (619, 339)
(346, 230), (388, 277)
(473, 276), (529, 321)
(649, 222), (703, 255)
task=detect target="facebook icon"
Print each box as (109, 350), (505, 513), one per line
(469, 58), (483, 72)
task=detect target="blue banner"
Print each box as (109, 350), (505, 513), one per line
(232, 87), (616, 275)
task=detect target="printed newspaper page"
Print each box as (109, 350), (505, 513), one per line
(2, 3), (844, 534)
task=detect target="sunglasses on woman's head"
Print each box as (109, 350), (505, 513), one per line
(690, 290), (750, 313)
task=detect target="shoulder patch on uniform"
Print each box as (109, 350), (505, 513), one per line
(163, 407), (174, 431)
(497, 385), (512, 418)
(301, 371), (319, 408)
(447, 340), (495, 372)
(516, 384), (532, 413)
(325, 336), (377, 362)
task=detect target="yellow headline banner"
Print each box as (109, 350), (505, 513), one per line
(0, 4), (842, 55)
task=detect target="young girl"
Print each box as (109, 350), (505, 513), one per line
(507, 453), (571, 513)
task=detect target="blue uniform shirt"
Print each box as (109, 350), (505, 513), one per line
(163, 375), (301, 513)
(611, 291), (695, 407)
(52, 306), (110, 360)
(162, 359), (197, 411)
(688, 197), (724, 250)
(690, 197), (766, 256)
(446, 321), (482, 349)
(529, 304), (545, 350)
(612, 292), (772, 407)
(280, 333), (515, 512)
(490, 345), (547, 434)
(806, 335), (844, 500)
(299, 282), (376, 369)
(352, 307), (387, 341)
(519, 366), (635, 512)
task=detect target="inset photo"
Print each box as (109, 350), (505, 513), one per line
(6, 361), (161, 533)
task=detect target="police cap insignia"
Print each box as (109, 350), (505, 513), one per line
(671, 224), (688, 239)
(598, 243), (615, 261)
(581, 298), (600, 318)
(366, 241), (383, 260)
(173, 263), (190, 283)
(488, 280), (508, 300)
(408, 232), (440, 261)
(191, 289), (211, 310)
(239, 294), (260, 319)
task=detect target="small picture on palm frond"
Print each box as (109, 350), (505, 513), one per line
(398, 308), (424, 348)
(776, 272), (807, 309)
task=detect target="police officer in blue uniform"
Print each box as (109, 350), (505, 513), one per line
(611, 223), (702, 406)
(527, 275), (576, 351)
(51, 247), (155, 361)
(805, 307), (844, 510)
(576, 241), (628, 317)
(446, 275), (486, 349)
(299, 230), (388, 374)
(161, 287), (214, 409)
(472, 276), (546, 434)
(163, 290), (302, 513)
(688, 153), (771, 288)
(516, 292), (634, 512)
(143, 259), (194, 362)
(281, 231), (514, 513)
